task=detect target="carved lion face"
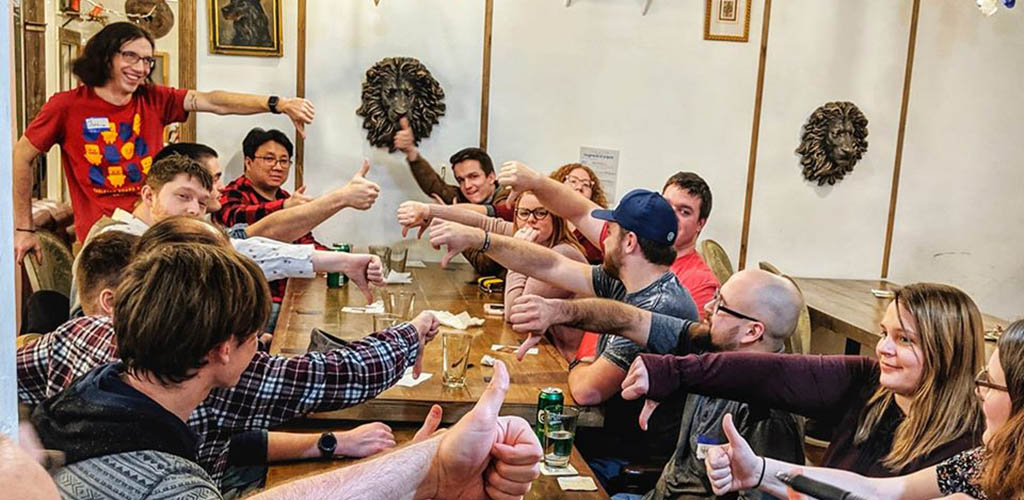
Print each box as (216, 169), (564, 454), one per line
(356, 57), (446, 152)
(796, 102), (869, 186)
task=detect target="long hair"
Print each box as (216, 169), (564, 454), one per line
(72, 22), (155, 88)
(853, 283), (986, 471)
(981, 319), (1024, 499)
(515, 191), (585, 256)
(549, 163), (608, 208)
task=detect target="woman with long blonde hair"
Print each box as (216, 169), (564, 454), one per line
(705, 319), (1024, 500)
(397, 193), (587, 359)
(632, 282), (986, 477)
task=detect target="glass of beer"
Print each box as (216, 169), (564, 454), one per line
(442, 330), (473, 388)
(543, 406), (580, 468)
(390, 247), (409, 273)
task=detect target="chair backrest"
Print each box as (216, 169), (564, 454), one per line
(699, 239), (734, 284)
(758, 261), (811, 354)
(24, 230), (74, 299)
(758, 260), (782, 275)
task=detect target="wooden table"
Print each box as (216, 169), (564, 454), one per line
(790, 278), (1006, 356)
(269, 263), (603, 427)
(263, 425), (610, 499)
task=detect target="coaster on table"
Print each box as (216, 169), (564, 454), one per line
(405, 260), (427, 268)
(384, 271), (413, 284)
(557, 476), (598, 491)
(395, 367), (432, 387)
(341, 300), (385, 314)
(540, 463), (578, 476)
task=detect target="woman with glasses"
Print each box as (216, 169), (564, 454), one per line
(703, 319), (1024, 500)
(548, 163), (608, 264)
(634, 283), (986, 478)
(12, 22), (314, 265)
(398, 192), (587, 359)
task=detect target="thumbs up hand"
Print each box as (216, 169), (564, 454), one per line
(394, 117), (419, 161)
(704, 414), (764, 495)
(339, 159), (380, 210)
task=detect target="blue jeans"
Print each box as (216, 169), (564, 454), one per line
(587, 456), (630, 488)
(611, 494), (645, 500)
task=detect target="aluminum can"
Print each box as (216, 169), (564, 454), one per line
(536, 387), (564, 442)
(327, 244), (351, 288)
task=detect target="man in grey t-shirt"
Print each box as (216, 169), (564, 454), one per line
(428, 189), (699, 483)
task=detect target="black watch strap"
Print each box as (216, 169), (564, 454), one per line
(268, 95), (281, 114)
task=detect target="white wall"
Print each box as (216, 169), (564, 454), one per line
(488, 0), (761, 263)
(889, 1), (1024, 319)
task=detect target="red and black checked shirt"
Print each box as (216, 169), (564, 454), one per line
(216, 175), (327, 302)
(17, 315), (420, 486)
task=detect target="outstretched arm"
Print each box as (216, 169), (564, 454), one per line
(497, 161), (606, 245)
(185, 90), (315, 138)
(508, 295), (654, 347)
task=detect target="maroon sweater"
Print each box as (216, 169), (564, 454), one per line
(640, 351), (983, 477)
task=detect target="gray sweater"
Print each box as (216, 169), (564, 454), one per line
(52, 450), (221, 500)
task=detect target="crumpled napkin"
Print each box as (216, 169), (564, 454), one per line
(424, 310), (485, 330)
(384, 270), (413, 284)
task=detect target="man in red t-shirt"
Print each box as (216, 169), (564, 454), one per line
(13, 22), (316, 264)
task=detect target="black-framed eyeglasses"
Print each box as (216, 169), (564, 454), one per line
(256, 155), (293, 167)
(118, 50), (156, 70)
(515, 207), (550, 221)
(975, 369), (1008, 395)
(563, 175), (594, 190)
(711, 289), (761, 323)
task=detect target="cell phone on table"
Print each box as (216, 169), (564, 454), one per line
(483, 303), (505, 316)
(775, 472), (868, 500)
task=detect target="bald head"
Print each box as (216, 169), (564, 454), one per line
(727, 269), (804, 350)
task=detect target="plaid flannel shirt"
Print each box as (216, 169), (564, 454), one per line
(216, 175), (326, 302)
(17, 315), (420, 486)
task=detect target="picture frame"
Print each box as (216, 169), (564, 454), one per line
(704, 0), (751, 43)
(151, 51), (170, 85)
(209, 0), (283, 57)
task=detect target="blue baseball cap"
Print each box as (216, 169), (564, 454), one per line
(591, 189), (677, 246)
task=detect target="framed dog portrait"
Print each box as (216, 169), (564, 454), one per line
(704, 0), (751, 42)
(209, 0), (283, 57)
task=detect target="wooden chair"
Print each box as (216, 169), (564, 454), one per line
(23, 229), (74, 299)
(758, 260), (782, 275)
(699, 239), (734, 284)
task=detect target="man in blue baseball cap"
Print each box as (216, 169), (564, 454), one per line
(427, 187), (699, 488)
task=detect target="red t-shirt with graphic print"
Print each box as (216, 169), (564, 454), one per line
(24, 84), (188, 241)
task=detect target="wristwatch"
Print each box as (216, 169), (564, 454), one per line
(268, 95), (281, 114)
(316, 432), (337, 458)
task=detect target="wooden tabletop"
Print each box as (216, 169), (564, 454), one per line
(269, 263), (603, 427)
(790, 277), (1007, 349)
(263, 425), (610, 499)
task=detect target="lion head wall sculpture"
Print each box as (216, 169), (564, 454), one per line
(795, 101), (869, 186)
(356, 57), (446, 152)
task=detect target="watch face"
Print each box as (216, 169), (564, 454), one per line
(318, 432), (337, 455)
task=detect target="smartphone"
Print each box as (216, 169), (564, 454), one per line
(483, 303), (505, 316)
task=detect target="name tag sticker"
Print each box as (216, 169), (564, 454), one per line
(85, 117), (111, 133)
(696, 435), (722, 460)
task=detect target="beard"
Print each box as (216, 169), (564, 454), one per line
(601, 245), (622, 280)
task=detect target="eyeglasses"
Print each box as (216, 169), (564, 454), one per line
(975, 369), (1008, 396)
(256, 156), (293, 167)
(515, 207), (550, 221)
(711, 289), (760, 323)
(118, 50), (156, 70)
(563, 175), (594, 190)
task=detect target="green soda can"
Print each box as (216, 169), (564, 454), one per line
(535, 387), (564, 443)
(326, 244), (351, 288)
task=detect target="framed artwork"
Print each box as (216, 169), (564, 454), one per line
(151, 51), (170, 85)
(704, 0), (751, 42)
(209, 0), (283, 57)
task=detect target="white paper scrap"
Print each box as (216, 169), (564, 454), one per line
(557, 476), (598, 491)
(425, 310), (485, 330)
(405, 260), (427, 268)
(491, 344), (539, 355)
(341, 300), (385, 314)
(384, 270), (413, 284)
(396, 367), (432, 388)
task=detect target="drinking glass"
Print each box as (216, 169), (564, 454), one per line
(442, 331), (473, 388)
(368, 245), (392, 276)
(372, 313), (402, 332)
(543, 406), (580, 468)
(390, 247), (409, 273)
(382, 290), (416, 319)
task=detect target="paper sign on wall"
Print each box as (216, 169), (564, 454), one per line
(579, 146), (620, 203)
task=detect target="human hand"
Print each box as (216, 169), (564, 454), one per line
(393, 117), (419, 161)
(497, 161), (543, 209)
(705, 414), (763, 495)
(397, 201), (432, 239)
(340, 160), (380, 210)
(423, 361), (542, 500)
(280, 97), (316, 138)
(412, 404), (444, 443)
(512, 227), (540, 243)
(621, 356), (660, 430)
(335, 422), (397, 458)
(409, 311), (441, 378)
(342, 253), (383, 303)
(427, 219), (485, 268)
(14, 230), (41, 266)
(284, 185), (313, 209)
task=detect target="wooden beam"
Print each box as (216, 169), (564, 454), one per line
(295, 0), (307, 187)
(880, 0), (921, 279)
(178, 0), (197, 142)
(478, 0), (494, 150)
(737, 0), (772, 270)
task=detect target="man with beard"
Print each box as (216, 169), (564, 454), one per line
(427, 188), (698, 485)
(506, 269), (807, 499)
